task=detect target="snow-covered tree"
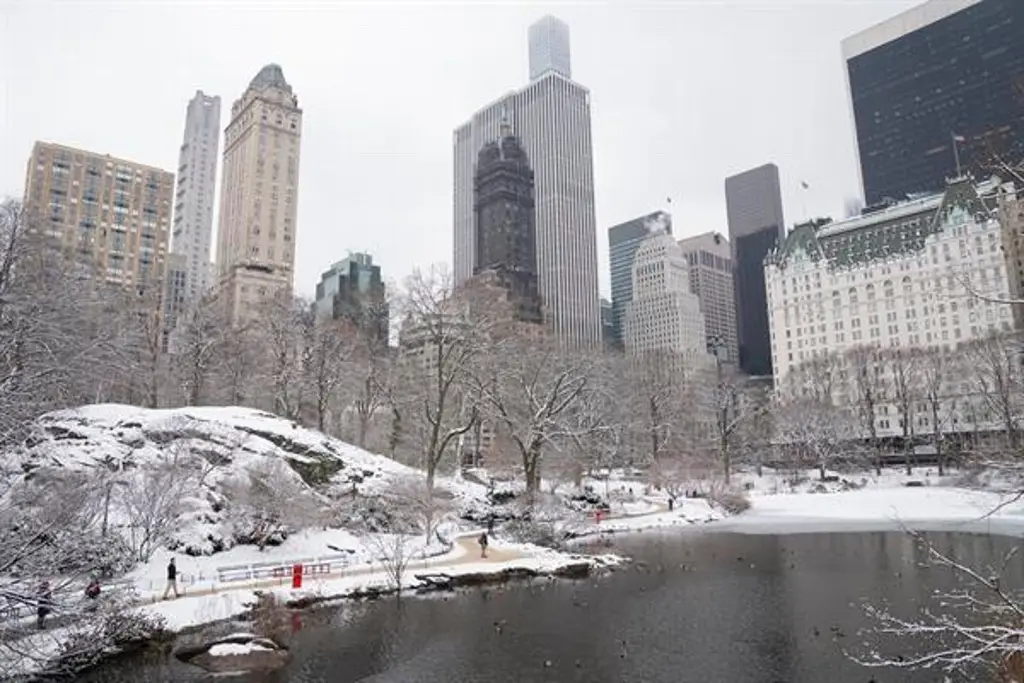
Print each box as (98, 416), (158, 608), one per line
(169, 294), (225, 406)
(920, 346), (953, 475)
(775, 395), (860, 480)
(846, 345), (890, 475)
(223, 458), (319, 551)
(304, 315), (359, 433)
(394, 266), (481, 490)
(966, 331), (1024, 456)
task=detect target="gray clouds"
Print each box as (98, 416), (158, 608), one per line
(0, 0), (917, 297)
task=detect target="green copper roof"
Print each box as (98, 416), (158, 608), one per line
(770, 177), (999, 271)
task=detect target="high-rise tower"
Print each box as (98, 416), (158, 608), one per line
(171, 90), (220, 303)
(454, 16), (600, 347)
(215, 64), (302, 322)
(843, 0), (1024, 205)
(472, 119), (543, 324)
(725, 163), (785, 377)
(528, 15), (571, 81)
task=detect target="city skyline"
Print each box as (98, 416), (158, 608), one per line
(3, 1), (922, 299)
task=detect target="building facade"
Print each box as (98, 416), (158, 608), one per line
(607, 211), (671, 349)
(766, 176), (1014, 438)
(843, 0), (1024, 205)
(528, 15), (571, 81)
(22, 141), (174, 289)
(472, 120), (543, 324)
(453, 16), (600, 348)
(600, 298), (616, 350)
(313, 252), (388, 343)
(624, 231), (708, 358)
(215, 64), (303, 323)
(171, 90), (221, 303)
(677, 231), (738, 366)
(725, 163), (785, 377)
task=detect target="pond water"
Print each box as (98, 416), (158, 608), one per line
(82, 530), (1024, 682)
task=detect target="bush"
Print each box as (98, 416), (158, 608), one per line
(707, 488), (751, 515)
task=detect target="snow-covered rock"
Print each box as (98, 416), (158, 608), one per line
(7, 405), (466, 556)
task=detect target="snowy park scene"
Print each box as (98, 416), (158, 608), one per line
(5, 0), (1024, 682)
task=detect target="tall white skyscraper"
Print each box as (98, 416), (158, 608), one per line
(216, 64), (302, 323)
(528, 15), (571, 81)
(454, 16), (600, 347)
(625, 231), (709, 358)
(171, 91), (220, 303)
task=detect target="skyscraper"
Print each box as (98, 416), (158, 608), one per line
(472, 119), (543, 324)
(624, 231), (707, 358)
(215, 64), (302, 323)
(725, 163), (785, 377)
(607, 211), (671, 350)
(22, 141), (173, 289)
(528, 15), (571, 81)
(171, 90), (220, 303)
(677, 231), (738, 366)
(453, 16), (600, 348)
(843, 0), (1024, 205)
(314, 253), (388, 343)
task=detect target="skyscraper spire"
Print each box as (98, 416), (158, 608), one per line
(499, 105), (513, 139)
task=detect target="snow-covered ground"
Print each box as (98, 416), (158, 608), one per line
(715, 467), (1024, 536)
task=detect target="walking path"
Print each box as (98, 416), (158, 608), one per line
(144, 500), (672, 605)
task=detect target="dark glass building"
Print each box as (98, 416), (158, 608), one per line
(725, 163), (785, 378)
(607, 211), (672, 350)
(314, 253), (389, 344)
(473, 122), (543, 324)
(844, 0), (1024, 205)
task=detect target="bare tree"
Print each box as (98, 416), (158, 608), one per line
(887, 347), (924, 475)
(846, 345), (889, 475)
(120, 444), (210, 562)
(350, 338), (392, 449)
(920, 346), (953, 475)
(706, 357), (756, 485)
(775, 395), (860, 480)
(383, 474), (453, 545)
(0, 203), (124, 445)
(395, 266), (480, 490)
(305, 315), (359, 433)
(169, 294), (225, 406)
(965, 331), (1024, 456)
(224, 458), (320, 551)
(250, 295), (314, 420)
(361, 532), (416, 595)
(855, 531), (1024, 681)
(473, 332), (591, 496)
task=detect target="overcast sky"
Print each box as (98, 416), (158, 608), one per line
(1, 0), (920, 298)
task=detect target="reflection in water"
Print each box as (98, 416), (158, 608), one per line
(82, 531), (1024, 683)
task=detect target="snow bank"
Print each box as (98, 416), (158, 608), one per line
(208, 641), (272, 656)
(717, 485), (1024, 536)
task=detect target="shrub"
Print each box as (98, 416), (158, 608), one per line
(707, 488), (751, 515)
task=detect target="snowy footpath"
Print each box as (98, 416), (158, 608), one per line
(139, 531), (623, 632)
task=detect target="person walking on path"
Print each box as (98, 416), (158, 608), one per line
(163, 558), (180, 600)
(36, 581), (52, 630)
(478, 532), (489, 559)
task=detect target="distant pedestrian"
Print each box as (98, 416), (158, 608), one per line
(36, 581), (52, 630)
(478, 532), (489, 559)
(163, 558), (180, 600)
(668, 497), (675, 512)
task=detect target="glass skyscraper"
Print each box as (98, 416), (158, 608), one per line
(843, 0), (1024, 205)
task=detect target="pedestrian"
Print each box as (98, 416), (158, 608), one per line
(36, 581), (52, 630)
(668, 497), (675, 512)
(163, 557), (180, 600)
(478, 532), (489, 559)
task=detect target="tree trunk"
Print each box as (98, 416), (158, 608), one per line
(357, 416), (368, 448)
(819, 461), (826, 481)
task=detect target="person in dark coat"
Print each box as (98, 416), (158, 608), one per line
(163, 558), (180, 600)
(36, 581), (52, 630)
(478, 532), (489, 559)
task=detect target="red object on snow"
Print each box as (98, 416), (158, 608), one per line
(291, 564), (303, 589)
